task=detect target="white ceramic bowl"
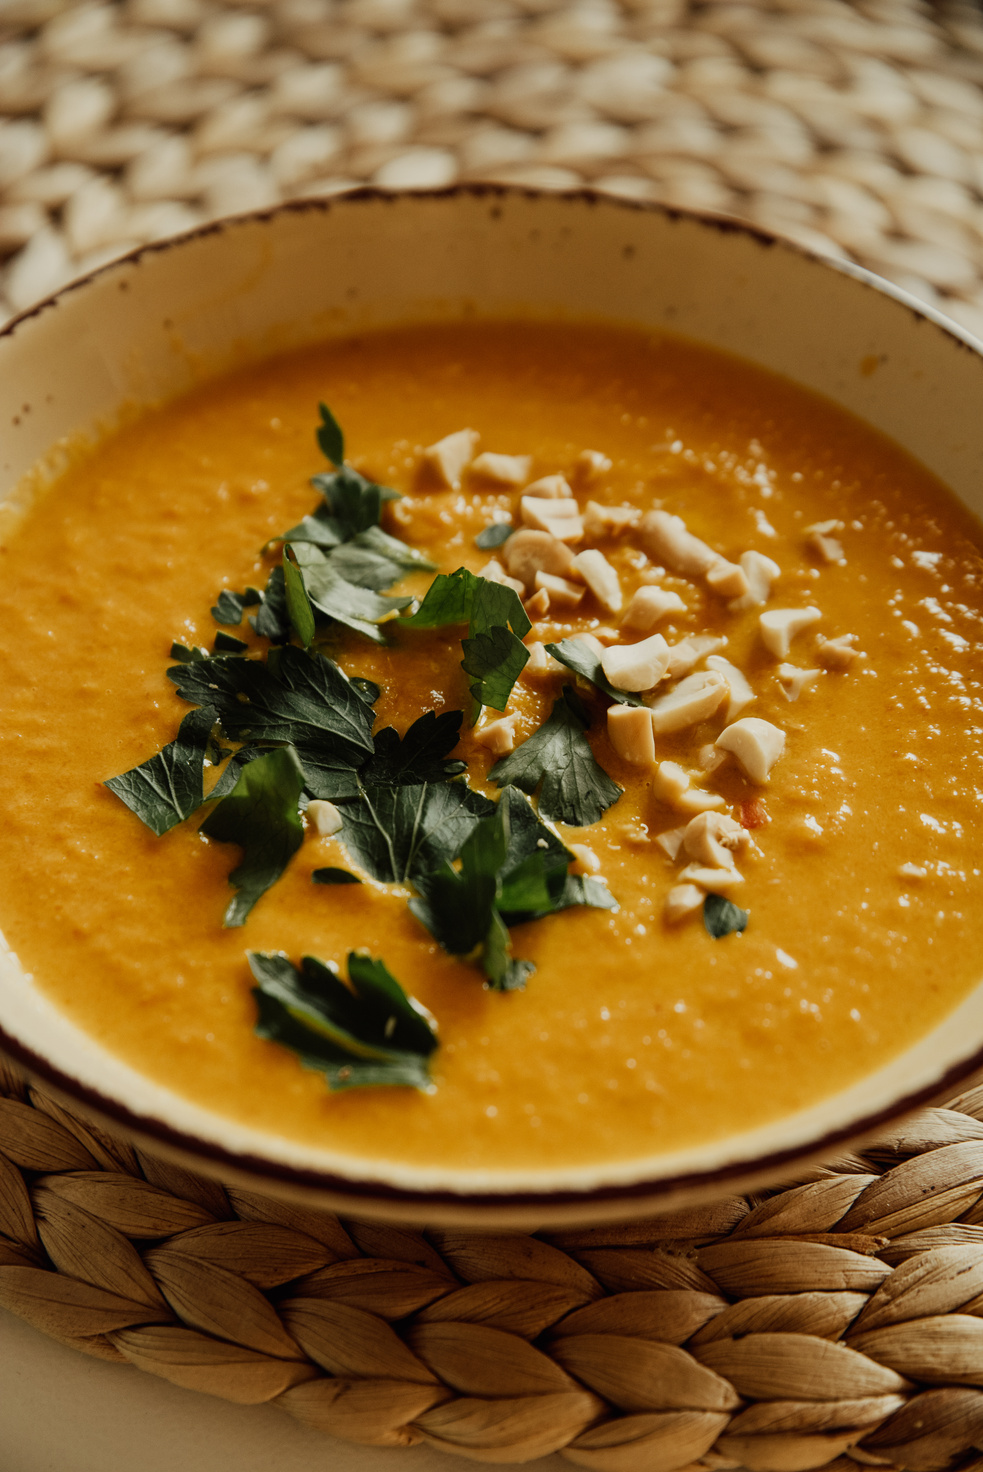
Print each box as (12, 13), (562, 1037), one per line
(3, 187), (983, 1226)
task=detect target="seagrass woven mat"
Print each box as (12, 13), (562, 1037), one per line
(4, 0), (983, 334)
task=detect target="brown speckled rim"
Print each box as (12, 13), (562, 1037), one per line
(2, 185), (983, 1225)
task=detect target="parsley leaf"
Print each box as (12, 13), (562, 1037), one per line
(546, 636), (646, 707)
(169, 646), (375, 801)
(402, 568), (531, 719)
(214, 632), (248, 654)
(309, 465), (399, 540)
(338, 781), (495, 883)
(200, 746), (306, 926)
(493, 786), (616, 923)
(212, 587), (262, 627)
(250, 949), (437, 1091)
(105, 705), (218, 837)
(295, 546), (412, 643)
(312, 867), (361, 885)
(704, 894), (749, 939)
(282, 547), (316, 649)
(328, 526), (436, 589)
(253, 564), (291, 643)
(360, 710), (467, 786)
(170, 641), (210, 664)
(206, 744), (268, 803)
(488, 690), (622, 826)
(475, 522), (514, 549)
(316, 402), (345, 467)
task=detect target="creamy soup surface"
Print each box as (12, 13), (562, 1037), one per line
(1, 320), (982, 1174)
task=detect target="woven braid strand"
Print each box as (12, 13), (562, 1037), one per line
(7, 1061), (983, 1466)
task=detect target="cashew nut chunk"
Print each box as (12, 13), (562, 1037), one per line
(601, 633), (670, 692)
(640, 510), (720, 577)
(621, 585), (687, 632)
(424, 428), (478, 488)
(730, 550), (781, 611)
(479, 558), (525, 596)
(655, 826), (688, 860)
(470, 452), (532, 485)
(475, 714), (518, 756)
(568, 843), (601, 875)
(777, 663), (822, 701)
(683, 811), (749, 869)
(502, 530), (576, 590)
(523, 641), (565, 678)
(534, 569), (584, 608)
(715, 717), (786, 784)
(520, 495), (584, 543)
(706, 655), (755, 722)
(706, 559), (749, 599)
(760, 606), (822, 659)
(523, 587), (550, 619)
(574, 449), (612, 485)
(817, 633), (863, 669)
(572, 547), (622, 614)
(607, 704), (656, 765)
(665, 883), (705, 922)
(584, 501), (638, 540)
(307, 800), (343, 837)
(523, 474), (573, 499)
(806, 520), (845, 563)
(652, 760), (726, 814)
(666, 635), (726, 679)
(646, 670), (729, 734)
(678, 863), (746, 893)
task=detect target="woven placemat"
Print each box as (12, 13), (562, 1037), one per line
(6, 1054), (983, 1467)
(3, 0), (983, 335)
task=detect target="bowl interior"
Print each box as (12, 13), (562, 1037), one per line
(2, 187), (983, 1225)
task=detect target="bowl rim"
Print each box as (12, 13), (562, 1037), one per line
(3, 182), (983, 1223)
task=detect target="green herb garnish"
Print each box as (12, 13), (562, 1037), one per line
(312, 867), (361, 885)
(213, 631), (248, 654)
(489, 688), (622, 826)
(402, 567), (531, 719)
(704, 894), (749, 938)
(360, 710), (466, 786)
(212, 587), (262, 627)
(199, 746), (306, 927)
(250, 948), (437, 1090)
(104, 704), (218, 837)
(337, 781), (495, 884)
(315, 401), (345, 467)
(282, 546), (316, 649)
(546, 636), (646, 706)
(475, 522), (513, 549)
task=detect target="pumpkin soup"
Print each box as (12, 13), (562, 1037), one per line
(0, 319), (981, 1173)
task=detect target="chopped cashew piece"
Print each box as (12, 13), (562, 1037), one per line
(646, 670), (728, 734)
(601, 633), (670, 692)
(655, 826), (687, 860)
(523, 473), (573, 499)
(470, 452), (531, 485)
(777, 663), (822, 701)
(683, 811), (749, 869)
(715, 717), (786, 784)
(535, 569), (584, 607)
(678, 863), (746, 893)
(523, 587), (550, 619)
(730, 550), (781, 611)
(665, 883), (705, 922)
(621, 585), (687, 631)
(817, 633), (863, 669)
(520, 496), (584, 543)
(640, 510), (718, 577)
(475, 714), (518, 756)
(502, 529), (576, 590)
(760, 606), (822, 659)
(706, 655), (755, 722)
(523, 641), (565, 678)
(307, 799), (343, 837)
(706, 559), (749, 599)
(806, 519), (845, 563)
(574, 449), (612, 485)
(666, 635), (726, 679)
(568, 843), (601, 875)
(607, 704), (656, 765)
(573, 548), (623, 615)
(652, 760), (726, 813)
(479, 558), (525, 595)
(423, 428), (478, 488)
(696, 742), (728, 773)
(573, 632), (606, 659)
(584, 501), (638, 540)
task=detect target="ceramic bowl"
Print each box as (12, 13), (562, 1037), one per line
(2, 187), (983, 1227)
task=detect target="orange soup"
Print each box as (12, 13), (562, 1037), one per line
(1, 320), (982, 1173)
